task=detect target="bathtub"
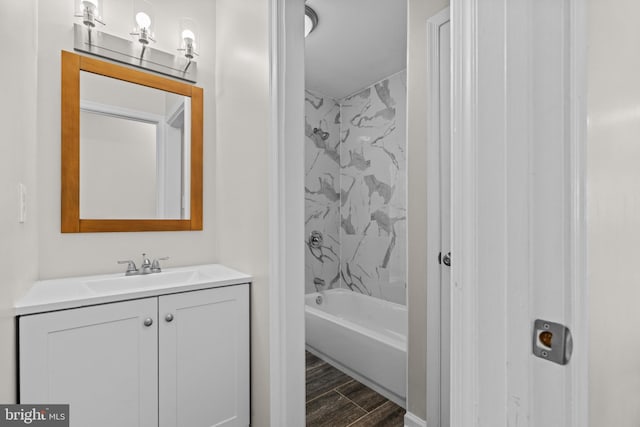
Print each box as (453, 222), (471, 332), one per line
(305, 288), (407, 407)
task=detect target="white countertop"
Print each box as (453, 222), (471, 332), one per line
(15, 264), (251, 316)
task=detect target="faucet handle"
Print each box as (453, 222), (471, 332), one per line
(151, 257), (169, 273)
(117, 260), (138, 276)
(141, 253), (151, 266)
(139, 253), (153, 274)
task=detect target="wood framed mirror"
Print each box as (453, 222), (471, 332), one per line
(61, 51), (203, 232)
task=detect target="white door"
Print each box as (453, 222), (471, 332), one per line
(450, 0), (587, 426)
(426, 8), (451, 427)
(158, 285), (250, 427)
(19, 298), (158, 427)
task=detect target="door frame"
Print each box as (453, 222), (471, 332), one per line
(449, 1), (588, 426)
(268, 0), (588, 425)
(426, 7), (451, 427)
(268, 0), (306, 426)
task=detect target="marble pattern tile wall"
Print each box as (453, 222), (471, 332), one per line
(305, 71), (407, 305)
(305, 90), (341, 295)
(339, 71), (407, 305)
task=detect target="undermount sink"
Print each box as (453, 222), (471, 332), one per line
(85, 270), (206, 293)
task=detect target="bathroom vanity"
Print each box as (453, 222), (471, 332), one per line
(15, 264), (250, 427)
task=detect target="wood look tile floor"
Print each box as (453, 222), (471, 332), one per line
(305, 351), (405, 427)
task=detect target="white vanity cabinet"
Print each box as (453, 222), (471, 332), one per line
(18, 281), (249, 427)
(158, 285), (249, 427)
(20, 298), (159, 427)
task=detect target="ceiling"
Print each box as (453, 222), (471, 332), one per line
(304, 0), (407, 100)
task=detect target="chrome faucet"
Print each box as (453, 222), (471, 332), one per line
(118, 253), (169, 275)
(140, 253), (152, 275)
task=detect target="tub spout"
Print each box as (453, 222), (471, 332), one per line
(313, 277), (326, 292)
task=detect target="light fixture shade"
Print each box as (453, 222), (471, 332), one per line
(179, 18), (198, 59)
(81, 0), (99, 9)
(135, 11), (151, 29)
(305, 6), (318, 37)
(75, 0), (104, 28)
(132, 0), (155, 44)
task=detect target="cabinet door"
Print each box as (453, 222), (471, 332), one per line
(159, 284), (249, 427)
(19, 298), (158, 427)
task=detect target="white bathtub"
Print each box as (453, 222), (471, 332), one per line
(305, 288), (407, 407)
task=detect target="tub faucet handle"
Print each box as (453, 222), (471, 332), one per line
(313, 277), (326, 292)
(309, 231), (323, 249)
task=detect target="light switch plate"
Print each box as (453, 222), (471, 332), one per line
(18, 183), (26, 223)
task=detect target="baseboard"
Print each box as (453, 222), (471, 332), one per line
(404, 411), (427, 427)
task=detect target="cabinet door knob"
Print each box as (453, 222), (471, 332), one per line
(143, 317), (153, 327)
(165, 313), (174, 322)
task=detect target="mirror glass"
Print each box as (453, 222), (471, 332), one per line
(79, 71), (191, 220)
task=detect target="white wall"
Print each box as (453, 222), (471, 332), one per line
(0, 0), (39, 402)
(214, 0), (272, 424)
(588, 0), (640, 425)
(0, 1), (276, 422)
(0, 0), (218, 403)
(80, 113), (158, 218)
(81, 70), (167, 115)
(37, 0), (217, 278)
(406, 0), (449, 420)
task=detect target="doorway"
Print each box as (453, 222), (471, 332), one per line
(426, 8), (450, 427)
(270, 0), (588, 425)
(303, 0), (409, 425)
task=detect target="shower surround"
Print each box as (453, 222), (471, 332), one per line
(305, 71), (407, 305)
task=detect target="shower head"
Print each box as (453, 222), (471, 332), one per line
(313, 127), (330, 141)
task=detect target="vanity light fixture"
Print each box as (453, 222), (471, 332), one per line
(72, 0), (198, 82)
(130, 0), (155, 57)
(178, 18), (198, 71)
(75, 0), (105, 28)
(305, 6), (318, 38)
